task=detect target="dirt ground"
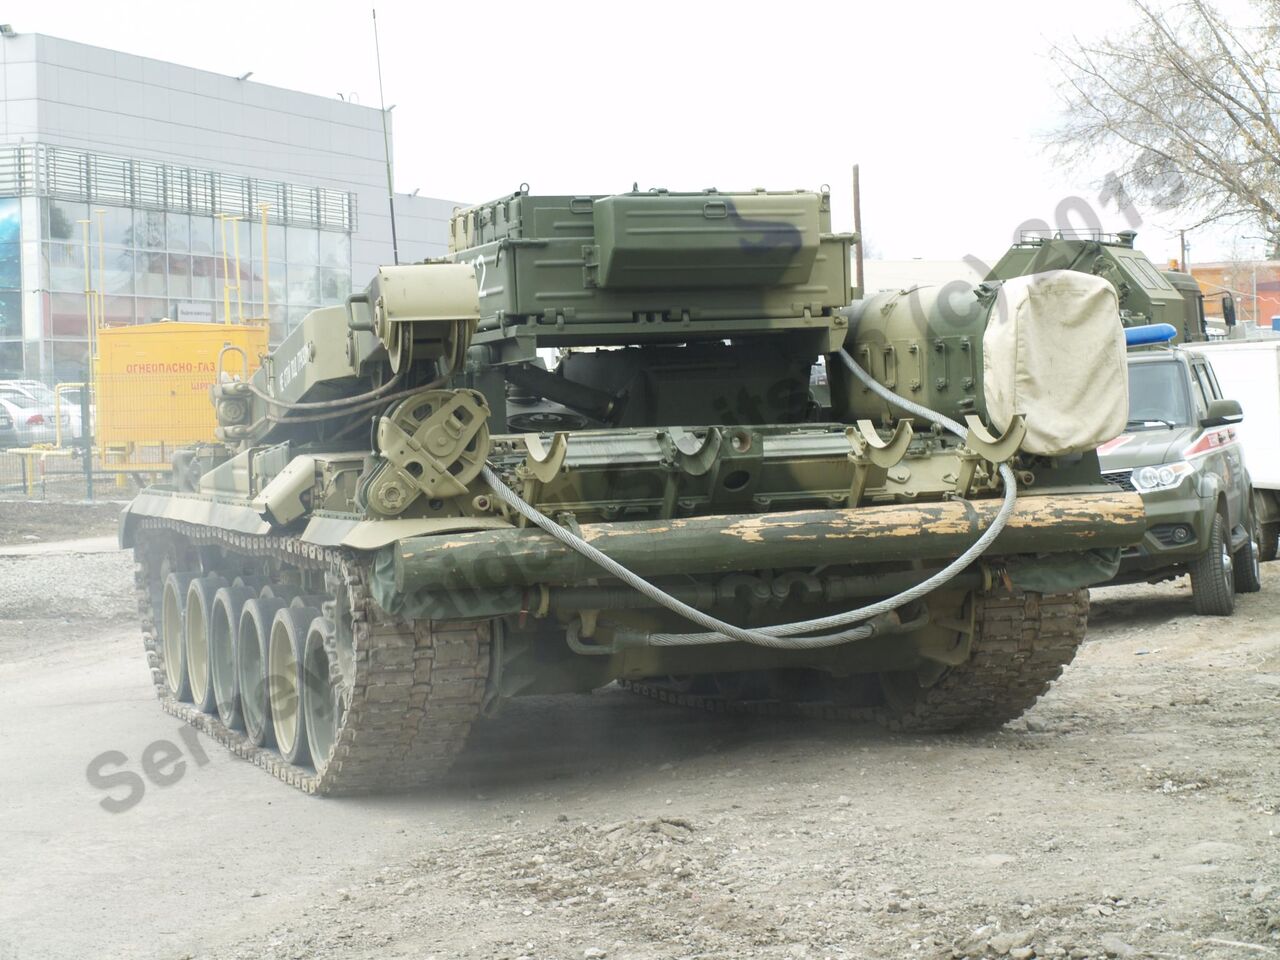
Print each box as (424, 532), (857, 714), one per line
(0, 499), (124, 545)
(0, 525), (1276, 960)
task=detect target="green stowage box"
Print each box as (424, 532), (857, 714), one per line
(449, 189), (852, 342)
(449, 194), (596, 249)
(590, 192), (821, 289)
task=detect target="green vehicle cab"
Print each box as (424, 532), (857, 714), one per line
(1099, 343), (1262, 614)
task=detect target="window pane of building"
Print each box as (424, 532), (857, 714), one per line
(241, 261), (263, 305)
(0, 291), (21, 338)
(318, 231), (350, 269)
(0, 341), (21, 374)
(287, 265), (318, 305)
(102, 295), (133, 328)
(46, 242), (86, 293)
(263, 222), (286, 261)
(135, 297), (168, 324)
(46, 199), (88, 242)
(47, 293), (92, 337)
(136, 252), (167, 297)
(98, 206), (133, 247)
(192, 256), (218, 300)
(319, 267), (350, 302)
(218, 254), (253, 303)
(224, 217), (252, 261)
(192, 216), (216, 255)
(0, 242), (18, 289)
(166, 213), (190, 253)
(168, 254), (191, 297)
(51, 340), (91, 381)
(268, 302), (287, 344)
(257, 261), (287, 307)
(135, 210), (166, 250)
(103, 249), (134, 295)
(286, 226), (319, 265)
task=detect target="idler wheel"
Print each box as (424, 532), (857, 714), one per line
(209, 585), (255, 730)
(238, 597), (287, 747)
(185, 576), (228, 714)
(161, 573), (196, 701)
(268, 605), (321, 766)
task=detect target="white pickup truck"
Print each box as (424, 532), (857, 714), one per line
(1197, 339), (1280, 561)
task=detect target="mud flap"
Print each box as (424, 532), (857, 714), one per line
(1006, 549), (1120, 594)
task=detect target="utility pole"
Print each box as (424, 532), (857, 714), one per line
(1179, 229), (1188, 272)
(852, 164), (863, 298)
(1253, 260), (1259, 326)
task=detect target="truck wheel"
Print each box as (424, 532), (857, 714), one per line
(1190, 513), (1235, 616)
(1260, 522), (1279, 563)
(1233, 514), (1263, 594)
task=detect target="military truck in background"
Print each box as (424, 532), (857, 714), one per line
(988, 230), (1206, 343)
(121, 185), (1144, 796)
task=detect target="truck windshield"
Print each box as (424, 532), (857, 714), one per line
(1127, 361), (1191, 429)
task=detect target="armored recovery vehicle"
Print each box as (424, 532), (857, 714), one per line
(988, 229), (1207, 343)
(122, 186), (1145, 795)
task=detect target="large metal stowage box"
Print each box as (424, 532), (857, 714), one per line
(450, 188), (849, 339)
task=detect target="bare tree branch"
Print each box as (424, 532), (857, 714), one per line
(1047, 0), (1280, 256)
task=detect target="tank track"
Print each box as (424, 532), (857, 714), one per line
(623, 590), (1088, 732)
(133, 518), (490, 795)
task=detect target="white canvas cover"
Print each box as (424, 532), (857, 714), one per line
(982, 270), (1128, 456)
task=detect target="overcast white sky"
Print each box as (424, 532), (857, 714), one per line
(3, 0), (1254, 264)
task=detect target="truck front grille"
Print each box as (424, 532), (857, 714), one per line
(1104, 470), (1136, 492)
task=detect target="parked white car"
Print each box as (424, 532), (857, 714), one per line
(0, 381), (72, 446)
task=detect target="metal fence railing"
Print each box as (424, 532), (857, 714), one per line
(0, 142), (357, 232)
(0, 371), (225, 500)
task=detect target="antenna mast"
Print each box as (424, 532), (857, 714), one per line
(372, 8), (399, 265)
(852, 163), (864, 299)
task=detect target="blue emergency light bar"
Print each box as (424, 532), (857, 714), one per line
(1124, 323), (1178, 347)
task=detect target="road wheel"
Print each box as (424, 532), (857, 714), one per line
(185, 576), (227, 714)
(161, 573), (196, 701)
(1233, 512), (1263, 594)
(209, 585), (255, 730)
(1190, 513), (1235, 616)
(303, 619), (341, 776)
(238, 597), (287, 747)
(268, 605), (321, 766)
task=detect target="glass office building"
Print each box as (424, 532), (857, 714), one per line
(0, 32), (458, 380)
(0, 142), (355, 378)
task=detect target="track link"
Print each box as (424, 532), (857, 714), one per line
(875, 589), (1088, 732)
(625, 590), (1088, 732)
(134, 519), (490, 795)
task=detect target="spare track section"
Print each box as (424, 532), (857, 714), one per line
(134, 519), (490, 795)
(624, 590), (1088, 732)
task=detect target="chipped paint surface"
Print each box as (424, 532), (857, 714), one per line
(395, 492), (1146, 589)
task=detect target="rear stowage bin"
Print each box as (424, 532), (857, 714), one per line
(591, 192), (822, 289)
(450, 188), (852, 338)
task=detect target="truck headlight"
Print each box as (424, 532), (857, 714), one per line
(1132, 461), (1194, 492)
